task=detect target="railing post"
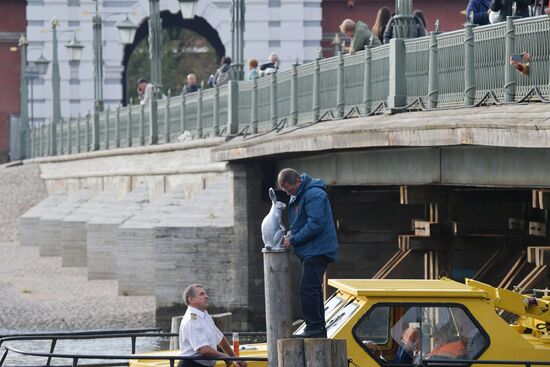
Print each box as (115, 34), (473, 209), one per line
(127, 104), (133, 147)
(150, 98), (158, 145)
(313, 53), (321, 122)
(165, 93), (171, 142)
(76, 114), (81, 153)
(60, 119), (64, 155)
(214, 84), (220, 136)
(464, 23), (476, 106)
(68, 118), (72, 154)
(227, 80), (239, 135)
(197, 86), (203, 138)
(139, 104), (145, 146)
(86, 112), (91, 152)
(251, 78), (258, 133)
(428, 31), (441, 109)
(505, 16), (517, 103)
(30, 125), (35, 158)
(40, 123), (44, 157)
(363, 45), (372, 115)
(115, 106), (121, 148)
(336, 51), (345, 119)
(180, 88), (187, 133)
(270, 72), (278, 129)
(105, 107), (110, 149)
(387, 38), (407, 111)
(92, 111), (100, 151)
(291, 62), (298, 125)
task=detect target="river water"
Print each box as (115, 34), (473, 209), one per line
(0, 329), (169, 367)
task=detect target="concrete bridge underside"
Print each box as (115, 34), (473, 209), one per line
(17, 102), (550, 329)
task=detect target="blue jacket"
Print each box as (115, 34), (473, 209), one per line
(466, 0), (492, 25)
(288, 174), (338, 263)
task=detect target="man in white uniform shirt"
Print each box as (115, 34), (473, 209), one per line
(179, 284), (247, 367)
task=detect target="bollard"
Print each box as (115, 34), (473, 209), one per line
(505, 16), (517, 103)
(270, 72), (278, 129)
(263, 248), (292, 367)
(277, 338), (347, 367)
(363, 45), (372, 115)
(464, 23), (476, 106)
(428, 31), (441, 109)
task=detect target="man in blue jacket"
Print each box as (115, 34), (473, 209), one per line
(278, 168), (339, 338)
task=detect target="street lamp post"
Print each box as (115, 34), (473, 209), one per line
(91, 1), (137, 151)
(394, 0), (415, 38)
(50, 17), (84, 156)
(231, 0), (245, 80)
(18, 35), (29, 160)
(149, 0), (163, 97)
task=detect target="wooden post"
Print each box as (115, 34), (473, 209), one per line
(170, 315), (183, 350)
(277, 339), (347, 367)
(263, 248), (292, 367)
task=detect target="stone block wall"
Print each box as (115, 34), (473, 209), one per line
(19, 190), (67, 247)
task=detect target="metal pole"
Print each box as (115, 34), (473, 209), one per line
(230, 0), (245, 80)
(312, 52), (320, 122)
(290, 61), (298, 125)
(93, 0), (104, 113)
(362, 45), (372, 115)
(149, 0), (163, 96)
(251, 78), (258, 133)
(51, 18), (60, 156)
(336, 51), (344, 119)
(19, 35), (29, 160)
(270, 72), (278, 129)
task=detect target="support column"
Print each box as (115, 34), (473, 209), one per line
(263, 248), (292, 367)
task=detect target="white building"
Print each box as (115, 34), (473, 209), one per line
(26, 0), (323, 124)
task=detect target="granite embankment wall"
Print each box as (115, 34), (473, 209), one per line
(0, 163), (48, 242)
(16, 139), (268, 330)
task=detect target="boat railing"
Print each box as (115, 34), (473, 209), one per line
(0, 329), (267, 367)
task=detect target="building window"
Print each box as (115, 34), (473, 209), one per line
(269, 21), (281, 27)
(268, 40), (280, 48)
(269, 0), (281, 7)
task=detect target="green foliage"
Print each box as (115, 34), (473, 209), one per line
(127, 28), (219, 103)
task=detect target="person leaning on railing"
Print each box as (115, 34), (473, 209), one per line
(339, 19), (382, 54)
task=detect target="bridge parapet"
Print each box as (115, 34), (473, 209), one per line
(27, 16), (550, 158)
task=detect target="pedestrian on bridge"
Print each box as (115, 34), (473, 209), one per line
(278, 168), (339, 338)
(340, 19), (382, 54)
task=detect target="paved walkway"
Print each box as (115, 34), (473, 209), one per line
(0, 241), (155, 331)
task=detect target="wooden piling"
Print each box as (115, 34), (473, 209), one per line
(277, 338), (347, 367)
(263, 248), (292, 367)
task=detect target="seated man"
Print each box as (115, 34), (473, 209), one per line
(426, 323), (465, 360)
(395, 324), (420, 364)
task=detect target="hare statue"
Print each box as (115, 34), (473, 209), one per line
(261, 187), (287, 250)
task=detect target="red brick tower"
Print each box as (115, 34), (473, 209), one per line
(0, 0), (26, 163)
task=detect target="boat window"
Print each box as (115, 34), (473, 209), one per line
(353, 304), (488, 365)
(327, 301), (360, 337)
(294, 293), (347, 336)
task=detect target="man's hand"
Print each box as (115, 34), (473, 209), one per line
(283, 235), (291, 249)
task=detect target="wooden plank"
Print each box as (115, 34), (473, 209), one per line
(414, 220), (441, 237)
(278, 338), (305, 367)
(330, 340), (348, 367)
(304, 338), (332, 367)
(528, 221), (547, 237)
(498, 251), (527, 289)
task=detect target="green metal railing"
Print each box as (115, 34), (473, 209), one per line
(28, 15), (550, 158)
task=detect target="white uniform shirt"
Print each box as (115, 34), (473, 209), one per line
(179, 306), (224, 366)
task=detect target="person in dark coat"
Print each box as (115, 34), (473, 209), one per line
(279, 168), (339, 338)
(490, 0), (534, 22)
(466, 0), (492, 25)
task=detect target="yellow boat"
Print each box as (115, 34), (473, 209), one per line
(131, 278), (550, 367)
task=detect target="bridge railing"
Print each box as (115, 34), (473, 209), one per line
(28, 15), (550, 158)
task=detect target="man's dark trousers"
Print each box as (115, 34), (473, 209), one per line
(301, 255), (329, 336)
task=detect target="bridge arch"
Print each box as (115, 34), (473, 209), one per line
(121, 0), (228, 103)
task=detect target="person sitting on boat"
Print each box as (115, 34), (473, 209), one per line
(179, 284), (247, 367)
(426, 323), (465, 360)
